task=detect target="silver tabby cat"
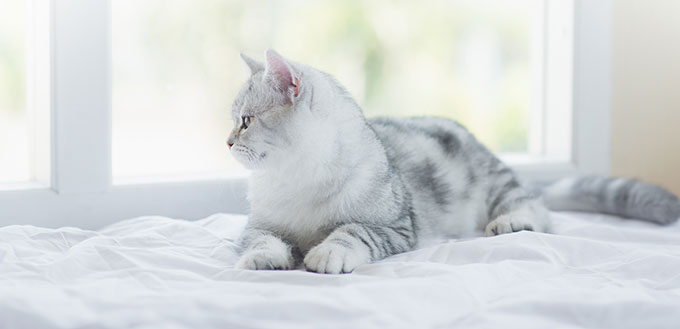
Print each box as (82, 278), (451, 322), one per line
(228, 49), (680, 274)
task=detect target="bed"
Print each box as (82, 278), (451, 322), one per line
(1, 212), (679, 329)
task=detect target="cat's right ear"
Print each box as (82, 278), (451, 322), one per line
(240, 53), (264, 75)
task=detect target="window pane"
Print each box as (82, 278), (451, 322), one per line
(0, 0), (29, 183)
(113, 0), (243, 179)
(113, 0), (534, 179)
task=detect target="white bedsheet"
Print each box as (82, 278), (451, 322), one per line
(1, 212), (679, 329)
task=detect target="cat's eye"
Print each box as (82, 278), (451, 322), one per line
(241, 116), (254, 130)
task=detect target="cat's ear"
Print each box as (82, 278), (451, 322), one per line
(240, 53), (264, 75)
(264, 49), (299, 98)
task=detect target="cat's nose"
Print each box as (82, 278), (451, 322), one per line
(226, 133), (236, 149)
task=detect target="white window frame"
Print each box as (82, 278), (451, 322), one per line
(0, 0), (610, 228)
(512, 0), (611, 182)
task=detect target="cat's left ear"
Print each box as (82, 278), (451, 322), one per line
(240, 53), (264, 75)
(264, 49), (300, 100)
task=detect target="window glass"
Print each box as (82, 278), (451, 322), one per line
(0, 0), (30, 183)
(112, 0), (533, 179)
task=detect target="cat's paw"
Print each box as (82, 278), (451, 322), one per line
(304, 242), (370, 274)
(485, 214), (536, 237)
(235, 248), (294, 270)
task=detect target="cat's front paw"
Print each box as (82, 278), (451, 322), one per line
(235, 249), (294, 270)
(304, 242), (370, 274)
(485, 214), (535, 236)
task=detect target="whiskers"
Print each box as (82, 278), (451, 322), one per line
(232, 145), (261, 163)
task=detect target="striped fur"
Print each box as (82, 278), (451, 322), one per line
(543, 176), (680, 225)
(229, 50), (679, 274)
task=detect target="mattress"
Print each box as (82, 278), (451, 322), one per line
(1, 212), (679, 329)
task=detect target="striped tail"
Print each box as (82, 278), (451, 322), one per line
(542, 175), (680, 225)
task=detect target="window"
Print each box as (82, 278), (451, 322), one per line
(112, 0), (241, 180)
(0, 0), (49, 187)
(0, 0), (611, 227)
(112, 0), (573, 183)
(0, 0), (29, 184)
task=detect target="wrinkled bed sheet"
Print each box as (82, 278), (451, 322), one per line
(1, 212), (679, 329)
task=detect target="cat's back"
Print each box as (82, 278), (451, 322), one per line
(367, 116), (493, 164)
(368, 116), (503, 237)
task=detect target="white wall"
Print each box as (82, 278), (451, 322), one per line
(611, 0), (680, 195)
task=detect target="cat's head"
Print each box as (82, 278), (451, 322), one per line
(227, 49), (304, 169)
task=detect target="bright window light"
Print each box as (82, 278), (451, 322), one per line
(0, 0), (50, 188)
(0, 0), (29, 184)
(112, 0), (561, 180)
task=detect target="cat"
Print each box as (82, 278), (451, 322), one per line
(227, 49), (680, 274)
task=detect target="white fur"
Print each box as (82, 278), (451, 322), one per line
(304, 232), (371, 274)
(239, 62), (388, 254)
(230, 50), (551, 273)
(235, 235), (295, 270)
